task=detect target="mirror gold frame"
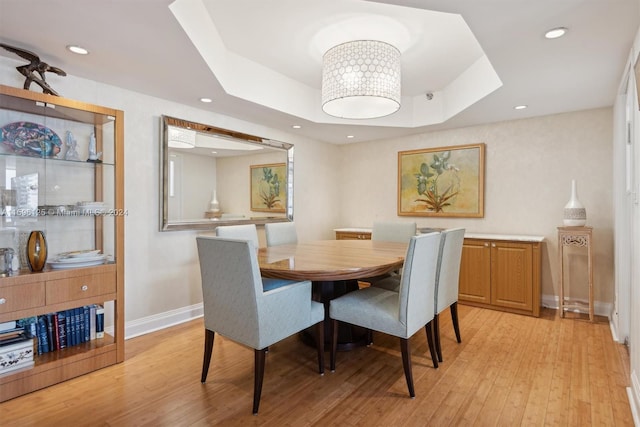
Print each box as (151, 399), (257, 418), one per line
(160, 115), (293, 231)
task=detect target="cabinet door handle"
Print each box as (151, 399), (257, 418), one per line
(81, 285), (89, 291)
(484, 243), (489, 247)
(0, 298), (6, 305)
(491, 243), (496, 247)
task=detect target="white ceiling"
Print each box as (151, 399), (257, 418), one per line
(0, 0), (638, 144)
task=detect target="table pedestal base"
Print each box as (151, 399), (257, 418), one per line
(301, 280), (369, 351)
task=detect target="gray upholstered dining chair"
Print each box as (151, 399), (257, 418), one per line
(265, 222), (298, 246)
(329, 232), (441, 398)
(196, 236), (325, 414)
(433, 227), (465, 363)
(368, 221), (417, 292)
(371, 221), (417, 243)
(215, 223), (259, 247)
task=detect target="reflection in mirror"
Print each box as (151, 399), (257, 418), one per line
(160, 116), (293, 231)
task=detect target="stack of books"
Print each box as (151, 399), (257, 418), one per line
(34, 304), (104, 355)
(0, 320), (35, 375)
(0, 304), (105, 376)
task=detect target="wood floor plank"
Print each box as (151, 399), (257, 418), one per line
(0, 305), (633, 426)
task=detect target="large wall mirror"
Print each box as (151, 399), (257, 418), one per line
(160, 115), (293, 231)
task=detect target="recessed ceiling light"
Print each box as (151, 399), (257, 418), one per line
(514, 105), (528, 110)
(200, 97), (213, 103)
(292, 125), (301, 129)
(346, 135), (355, 139)
(66, 45), (89, 55)
(544, 27), (568, 39)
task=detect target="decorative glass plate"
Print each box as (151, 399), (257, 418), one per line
(48, 255), (107, 269)
(0, 121), (62, 158)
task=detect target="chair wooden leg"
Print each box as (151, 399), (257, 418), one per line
(315, 321), (325, 375)
(433, 313), (442, 362)
(330, 319), (339, 372)
(400, 338), (415, 398)
(201, 329), (215, 383)
(253, 348), (267, 415)
(425, 321), (438, 369)
(451, 302), (462, 343)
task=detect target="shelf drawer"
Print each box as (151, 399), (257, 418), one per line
(0, 282), (45, 314)
(46, 272), (116, 305)
(336, 231), (372, 240)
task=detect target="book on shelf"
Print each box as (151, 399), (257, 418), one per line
(89, 305), (97, 340)
(66, 309), (75, 347)
(16, 317), (37, 339)
(0, 333), (31, 347)
(0, 320), (17, 332)
(96, 305), (104, 339)
(83, 306), (91, 342)
(74, 307), (82, 344)
(56, 311), (67, 349)
(36, 316), (49, 354)
(45, 313), (56, 351)
(0, 327), (24, 341)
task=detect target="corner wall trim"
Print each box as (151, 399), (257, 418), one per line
(629, 370), (640, 427)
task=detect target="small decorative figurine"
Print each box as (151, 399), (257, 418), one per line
(87, 132), (102, 163)
(64, 131), (80, 161)
(0, 43), (66, 96)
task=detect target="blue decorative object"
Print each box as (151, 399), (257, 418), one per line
(0, 121), (62, 158)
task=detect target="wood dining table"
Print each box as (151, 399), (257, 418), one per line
(257, 239), (408, 349)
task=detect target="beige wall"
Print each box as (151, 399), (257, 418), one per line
(338, 109), (614, 306)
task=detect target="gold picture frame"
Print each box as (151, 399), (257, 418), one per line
(250, 163), (286, 212)
(398, 143), (485, 217)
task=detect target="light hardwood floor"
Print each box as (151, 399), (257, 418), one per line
(0, 305), (633, 426)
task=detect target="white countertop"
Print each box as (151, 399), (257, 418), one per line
(334, 228), (544, 242)
(463, 233), (545, 242)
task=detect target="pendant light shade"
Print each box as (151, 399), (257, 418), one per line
(321, 40), (401, 119)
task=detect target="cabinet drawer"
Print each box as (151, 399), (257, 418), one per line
(46, 272), (116, 305)
(336, 231), (371, 240)
(0, 282), (45, 314)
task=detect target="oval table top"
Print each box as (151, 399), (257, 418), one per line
(257, 239), (407, 282)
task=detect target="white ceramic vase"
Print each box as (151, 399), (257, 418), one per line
(563, 179), (586, 226)
(209, 190), (220, 212)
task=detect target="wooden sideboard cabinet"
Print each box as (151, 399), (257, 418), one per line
(334, 228), (372, 240)
(458, 234), (543, 317)
(0, 85), (124, 402)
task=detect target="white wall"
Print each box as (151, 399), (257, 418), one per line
(615, 22), (640, 425)
(339, 110), (614, 307)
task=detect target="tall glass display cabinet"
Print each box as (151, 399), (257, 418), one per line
(0, 84), (124, 402)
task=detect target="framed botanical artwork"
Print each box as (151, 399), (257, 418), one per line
(250, 163), (287, 212)
(398, 143), (485, 217)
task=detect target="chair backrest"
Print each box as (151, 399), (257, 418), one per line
(435, 228), (466, 314)
(196, 236), (263, 348)
(215, 224), (259, 248)
(265, 222), (298, 246)
(397, 232), (441, 334)
(371, 221), (417, 243)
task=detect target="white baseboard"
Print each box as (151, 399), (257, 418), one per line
(629, 370), (640, 427)
(119, 303), (204, 340)
(540, 294), (613, 318)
